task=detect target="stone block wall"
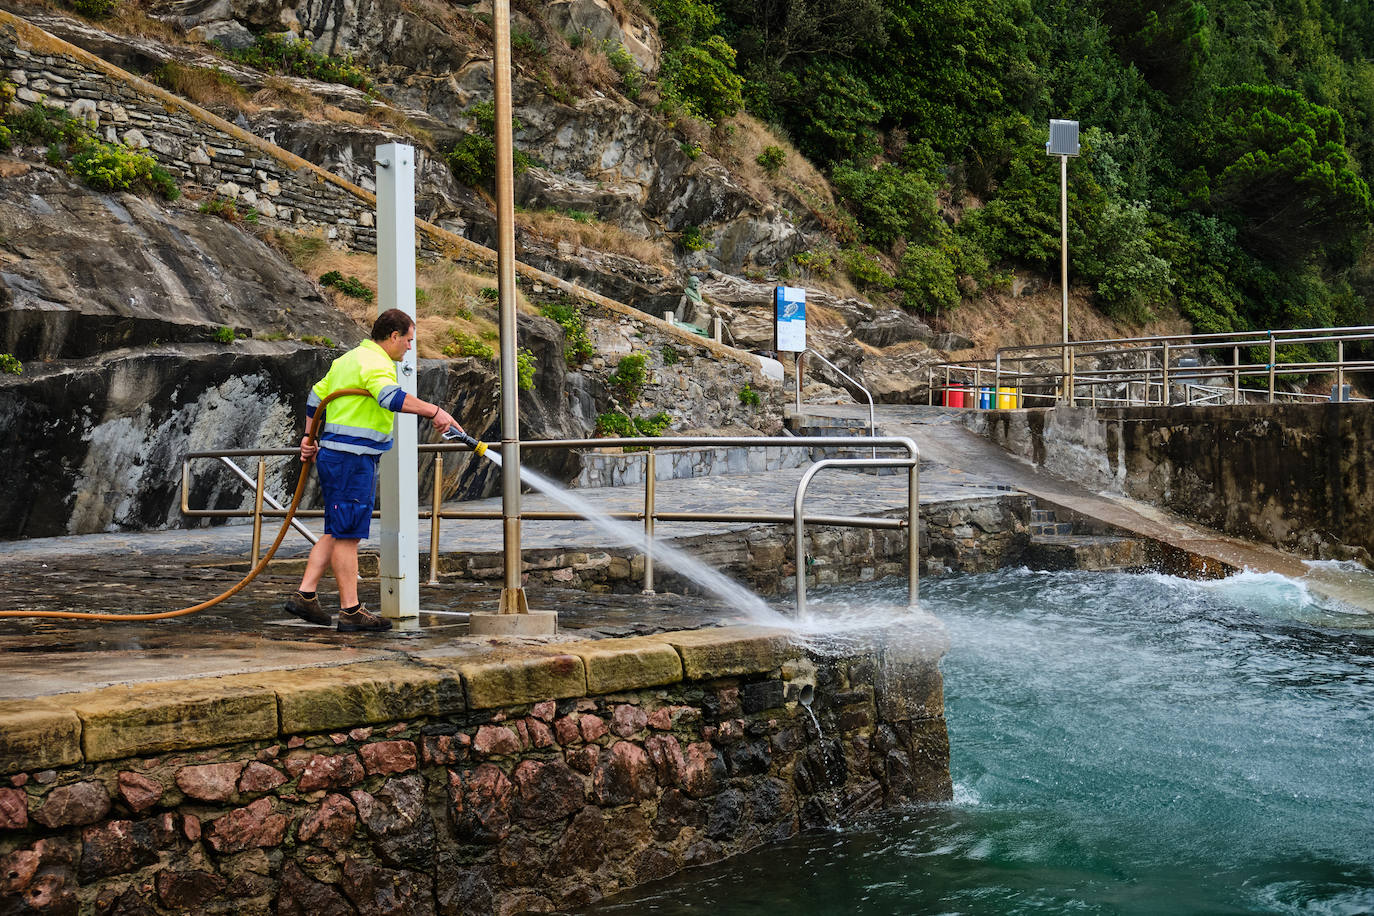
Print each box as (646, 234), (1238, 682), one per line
(0, 14), (382, 251)
(0, 625), (951, 914)
(444, 495), (1032, 596)
(574, 444), (813, 489)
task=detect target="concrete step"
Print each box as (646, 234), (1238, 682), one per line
(1023, 535), (1149, 572)
(1031, 521), (1075, 536)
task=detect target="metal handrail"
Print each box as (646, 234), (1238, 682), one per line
(929, 324), (1374, 407)
(796, 348), (877, 457)
(182, 435), (921, 607)
(794, 457), (918, 616)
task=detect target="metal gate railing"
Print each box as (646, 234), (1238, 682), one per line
(929, 325), (1374, 407)
(182, 435), (921, 612)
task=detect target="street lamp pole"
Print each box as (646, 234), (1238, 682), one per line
(468, 0), (556, 635)
(1047, 119), (1079, 404)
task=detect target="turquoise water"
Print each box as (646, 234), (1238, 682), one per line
(581, 568), (1374, 914)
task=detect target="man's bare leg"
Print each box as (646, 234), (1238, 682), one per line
(332, 539), (361, 607)
(299, 534), (335, 594)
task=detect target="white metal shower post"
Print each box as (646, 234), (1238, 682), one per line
(376, 142), (420, 620)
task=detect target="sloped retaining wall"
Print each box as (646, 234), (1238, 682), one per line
(970, 404), (1374, 561)
(0, 624), (951, 914)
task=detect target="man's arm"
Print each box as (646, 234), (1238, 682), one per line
(399, 394), (459, 435)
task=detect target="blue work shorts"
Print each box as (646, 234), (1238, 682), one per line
(316, 448), (379, 540)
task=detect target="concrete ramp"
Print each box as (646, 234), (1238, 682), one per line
(797, 405), (1374, 615)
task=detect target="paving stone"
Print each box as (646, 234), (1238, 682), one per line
(70, 681), (276, 762)
(0, 701), (82, 774)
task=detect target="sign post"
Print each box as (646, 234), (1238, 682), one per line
(775, 285), (807, 412)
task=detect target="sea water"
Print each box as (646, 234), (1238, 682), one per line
(579, 567), (1374, 914)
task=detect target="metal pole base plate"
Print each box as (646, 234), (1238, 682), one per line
(468, 610), (558, 636)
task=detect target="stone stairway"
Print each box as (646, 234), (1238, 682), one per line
(1022, 504), (1148, 572)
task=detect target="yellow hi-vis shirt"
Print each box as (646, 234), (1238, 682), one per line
(306, 338), (406, 455)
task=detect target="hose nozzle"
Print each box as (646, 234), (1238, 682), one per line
(443, 428), (488, 457)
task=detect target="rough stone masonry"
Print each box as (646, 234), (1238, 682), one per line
(0, 624), (952, 915)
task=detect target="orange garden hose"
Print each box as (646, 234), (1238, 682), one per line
(0, 388), (372, 622)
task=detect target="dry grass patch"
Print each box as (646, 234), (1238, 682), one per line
(712, 114), (835, 208)
(518, 210), (670, 272)
(155, 61), (256, 114)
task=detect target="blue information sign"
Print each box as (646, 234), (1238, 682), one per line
(774, 286), (806, 352)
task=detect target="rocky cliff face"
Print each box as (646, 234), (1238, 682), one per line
(0, 162), (360, 360)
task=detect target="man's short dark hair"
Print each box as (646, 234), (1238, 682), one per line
(371, 309), (415, 342)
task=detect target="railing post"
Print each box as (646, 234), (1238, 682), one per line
(1268, 334), (1277, 403)
(994, 353), (1002, 396)
(907, 460), (919, 609)
(1067, 346), (1076, 407)
(250, 458), (266, 564)
(1161, 341), (1171, 406)
(642, 449), (656, 595)
(1337, 340), (1345, 402)
(1232, 345), (1240, 404)
(428, 454), (443, 585)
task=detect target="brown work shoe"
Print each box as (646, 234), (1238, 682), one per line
(284, 592), (331, 626)
(337, 603), (392, 633)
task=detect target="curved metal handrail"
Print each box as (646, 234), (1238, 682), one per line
(793, 455), (920, 617)
(795, 348), (877, 457)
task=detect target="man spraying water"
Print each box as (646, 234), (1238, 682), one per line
(284, 308), (461, 632)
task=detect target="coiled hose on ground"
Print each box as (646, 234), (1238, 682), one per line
(0, 387), (373, 622)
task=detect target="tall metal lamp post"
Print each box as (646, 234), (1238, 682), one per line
(1047, 119), (1080, 403)
(468, 0), (556, 635)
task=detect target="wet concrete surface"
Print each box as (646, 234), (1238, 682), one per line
(0, 547), (751, 699)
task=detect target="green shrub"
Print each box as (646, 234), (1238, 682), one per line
(300, 335), (335, 347)
(445, 101), (531, 188)
(479, 286), (499, 301)
(516, 348), (536, 391)
(564, 209), (595, 224)
(511, 28), (544, 57)
(222, 33), (373, 93)
(681, 224), (708, 252)
(661, 344), (680, 365)
(792, 249), (833, 279)
(0, 353), (21, 375)
(319, 270), (374, 301)
(738, 384), (761, 407)
(894, 244), (960, 314)
(831, 163), (941, 249)
(840, 246), (891, 287)
(756, 145), (786, 175)
(69, 0), (117, 18)
(539, 302), (594, 366)
(609, 352), (649, 401)
(659, 35), (744, 124)
(0, 125), (10, 152)
(633, 411), (673, 436)
(605, 42), (644, 99)
(7, 103), (82, 146)
(442, 330), (495, 361)
(68, 137), (179, 199)
(595, 411), (636, 437)
(213, 326), (235, 344)
(648, 0), (720, 46)
(679, 140), (701, 160)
